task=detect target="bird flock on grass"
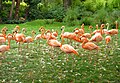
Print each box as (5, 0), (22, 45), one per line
(0, 21), (119, 60)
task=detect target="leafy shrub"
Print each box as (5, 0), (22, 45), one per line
(51, 5), (65, 22)
(83, 0), (96, 12)
(80, 17), (94, 25)
(4, 19), (26, 24)
(93, 9), (109, 25)
(28, 8), (43, 20)
(1, 1), (11, 22)
(63, 8), (79, 26)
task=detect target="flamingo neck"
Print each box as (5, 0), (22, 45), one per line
(100, 26), (103, 35)
(107, 24), (109, 30)
(41, 30), (45, 39)
(96, 25), (98, 30)
(8, 39), (11, 48)
(82, 41), (86, 49)
(32, 33), (35, 39)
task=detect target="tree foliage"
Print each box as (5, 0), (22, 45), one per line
(0, 0), (120, 25)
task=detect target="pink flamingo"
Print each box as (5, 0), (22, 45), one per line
(90, 24), (104, 43)
(0, 34), (11, 58)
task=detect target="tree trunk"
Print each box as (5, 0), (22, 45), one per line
(14, 0), (20, 20)
(63, 0), (72, 11)
(9, 0), (15, 20)
(0, 0), (2, 23)
(0, 0), (2, 12)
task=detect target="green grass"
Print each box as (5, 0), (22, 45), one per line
(0, 19), (120, 83)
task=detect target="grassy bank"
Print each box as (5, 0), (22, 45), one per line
(0, 19), (120, 83)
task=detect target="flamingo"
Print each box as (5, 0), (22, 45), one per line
(0, 26), (8, 37)
(60, 35), (78, 56)
(12, 31), (25, 53)
(45, 30), (57, 40)
(79, 23), (85, 34)
(34, 27), (45, 44)
(81, 26), (92, 39)
(61, 26), (77, 44)
(90, 24), (104, 43)
(74, 24), (85, 37)
(0, 29), (7, 45)
(60, 44), (78, 55)
(81, 38), (99, 63)
(60, 43), (79, 63)
(105, 21), (118, 46)
(7, 33), (14, 48)
(106, 21), (118, 46)
(89, 25), (93, 34)
(92, 24), (99, 35)
(13, 25), (20, 32)
(45, 30), (61, 59)
(107, 21), (118, 35)
(81, 38), (99, 51)
(105, 35), (112, 55)
(105, 36), (111, 45)
(0, 34), (11, 58)
(24, 30), (36, 49)
(52, 29), (58, 37)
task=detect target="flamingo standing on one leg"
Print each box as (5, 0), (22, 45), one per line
(60, 36), (79, 62)
(24, 30), (36, 48)
(81, 38), (99, 64)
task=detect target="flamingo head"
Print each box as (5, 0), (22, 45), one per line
(114, 21), (118, 29)
(32, 30), (36, 34)
(15, 25), (20, 32)
(39, 26), (45, 32)
(61, 26), (65, 31)
(101, 24), (105, 29)
(80, 37), (88, 43)
(106, 23), (109, 26)
(7, 33), (14, 40)
(96, 24), (98, 29)
(89, 25), (93, 29)
(22, 28), (26, 33)
(73, 28), (79, 32)
(81, 23), (84, 29)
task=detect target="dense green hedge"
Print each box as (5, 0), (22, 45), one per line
(0, 0), (120, 26)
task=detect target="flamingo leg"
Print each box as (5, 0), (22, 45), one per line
(18, 42), (20, 54)
(0, 52), (5, 59)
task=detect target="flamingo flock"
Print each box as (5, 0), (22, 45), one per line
(0, 21), (119, 59)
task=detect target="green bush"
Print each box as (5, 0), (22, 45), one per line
(51, 5), (65, 22)
(63, 8), (79, 26)
(4, 19), (26, 24)
(28, 8), (43, 20)
(83, 0), (96, 12)
(80, 17), (94, 25)
(1, 1), (11, 22)
(93, 9), (109, 25)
